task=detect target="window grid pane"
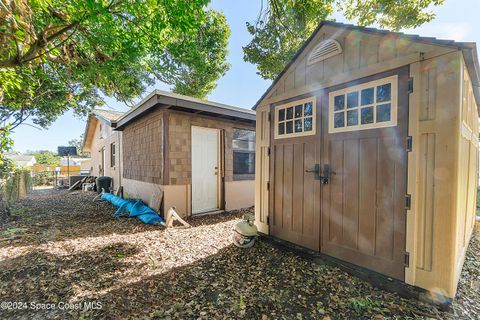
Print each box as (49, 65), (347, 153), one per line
(276, 99), (315, 137)
(330, 77), (396, 132)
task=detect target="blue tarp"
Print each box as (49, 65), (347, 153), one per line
(100, 193), (165, 225)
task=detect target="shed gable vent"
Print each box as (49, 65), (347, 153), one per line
(307, 39), (342, 65)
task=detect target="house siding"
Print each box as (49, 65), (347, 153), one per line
(89, 119), (122, 191)
(167, 110), (255, 185)
(122, 109), (164, 184)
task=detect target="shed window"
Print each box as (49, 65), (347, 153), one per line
(275, 97), (316, 139)
(329, 75), (398, 133)
(233, 129), (255, 179)
(110, 143), (116, 167)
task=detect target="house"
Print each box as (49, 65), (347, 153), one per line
(83, 109), (124, 190)
(84, 90), (256, 217)
(253, 21), (479, 301)
(5, 154), (36, 167)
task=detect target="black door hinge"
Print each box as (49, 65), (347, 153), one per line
(406, 136), (413, 152)
(268, 111), (271, 122)
(404, 252), (410, 267)
(405, 194), (412, 210)
(267, 216), (270, 225)
(267, 147), (271, 156)
(266, 181), (270, 191)
(408, 77), (414, 93)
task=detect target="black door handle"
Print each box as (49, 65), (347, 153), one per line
(321, 164), (336, 184)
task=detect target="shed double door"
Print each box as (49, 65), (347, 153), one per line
(269, 68), (408, 280)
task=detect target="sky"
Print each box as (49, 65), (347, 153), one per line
(10, 0), (480, 153)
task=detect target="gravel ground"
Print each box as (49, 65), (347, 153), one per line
(0, 190), (478, 319)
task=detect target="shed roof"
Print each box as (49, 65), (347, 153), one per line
(114, 90), (255, 130)
(253, 20), (480, 111)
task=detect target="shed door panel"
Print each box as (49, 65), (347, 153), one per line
(270, 112), (321, 251)
(321, 68), (408, 280)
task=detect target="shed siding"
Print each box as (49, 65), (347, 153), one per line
(453, 61), (479, 290)
(122, 109), (164, 184)
(254, 105), (270, 234)
(256, 23), (479, 299)
(406, 51), (478, 298)
(265, 25), (451, 104)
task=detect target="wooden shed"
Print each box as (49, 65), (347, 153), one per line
(254, 21), (479, 301)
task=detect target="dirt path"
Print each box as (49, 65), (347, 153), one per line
(0, 191), (478, 319)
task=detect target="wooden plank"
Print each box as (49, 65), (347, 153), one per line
(283, 144), (294, 231)
(343, 139), (359, 249)
(375, 138), (395, 260)
(292, 143), (304, 234)
(329, 140), (344, 244)
(303, 142), (316, 238)
(358, 138), (377, 255)
(273, 145), (284, 228)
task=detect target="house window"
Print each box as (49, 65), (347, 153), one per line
(110, 143), (116, 167)
(329, 75), (398, 133)
(275, 97), (316, 139)
(232, 129), (255, 179)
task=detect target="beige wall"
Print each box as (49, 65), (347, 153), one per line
(225, 180), (255, 211)
(254, 105), (270, 234)
(406, 51), (478, 299)
(90, 119), (122, 191)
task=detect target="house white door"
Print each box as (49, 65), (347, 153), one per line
(191, 126), (220, 214)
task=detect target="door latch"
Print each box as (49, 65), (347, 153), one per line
(305, 164), (336, 184)
(305, 164), (321, 181)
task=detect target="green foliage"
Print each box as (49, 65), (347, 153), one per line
(0, 0), (230, 132)
(0, 126), (14, 173)
(243, 0), (445, 80)
(31, 151), (60, 166)
(1, 169), (32, 203)
(68, 134), (90, 158)
(32, 171), (54, 186)
(348, 296), (391, 315)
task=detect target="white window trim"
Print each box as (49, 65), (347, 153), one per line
(274, 96), (316, 139)
(328, 75), (398, 133)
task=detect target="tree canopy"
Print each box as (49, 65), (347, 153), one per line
(68, 134), (89, 158)
(0, 0), (230, 134)
(28, 151), (60, 166)
(243, 0), (445, 80)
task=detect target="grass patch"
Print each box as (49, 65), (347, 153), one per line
(0, 227), (28, 238)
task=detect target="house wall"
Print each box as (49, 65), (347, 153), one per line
(119, 108), (255, 218)
(166, 110), (255, 216)
(122, 109), (164, 185)
(90, 119), (122, 191)
(255, 25), (478, 299)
